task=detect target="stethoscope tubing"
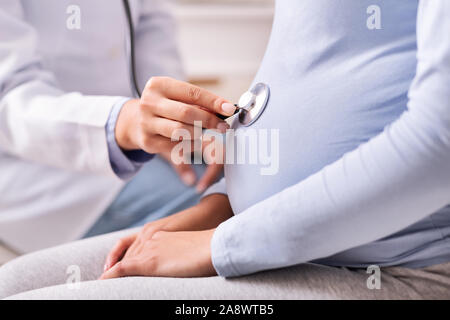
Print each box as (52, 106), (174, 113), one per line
(122, 0), (141, 98)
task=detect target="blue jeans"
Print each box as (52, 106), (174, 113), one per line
(84, 156), (207, 238)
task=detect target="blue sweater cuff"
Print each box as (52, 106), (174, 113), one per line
(106, 98), (154, 179)
(211, 221), (240, 278)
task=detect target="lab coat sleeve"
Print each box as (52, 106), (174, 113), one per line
(211, 0), (450, 277)
(0, 1), (126, 175)
(134, 0), (184, 87)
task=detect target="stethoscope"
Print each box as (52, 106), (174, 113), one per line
(122, 0), (270, 126)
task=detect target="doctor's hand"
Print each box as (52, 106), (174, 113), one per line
(115, 76), (235, 156)
(160, 148), (224, 193)
(160, 129), (225, 193)
(100, 229), (216, 279)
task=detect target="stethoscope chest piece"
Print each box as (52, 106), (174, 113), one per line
(238, 83), (270, 126)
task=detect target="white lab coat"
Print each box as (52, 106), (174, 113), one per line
(0, 0), (183, 253)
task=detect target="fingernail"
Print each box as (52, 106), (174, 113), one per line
(103, 264), (109, 272)
(181, 172), (196, 186)
(196, 184), (207, 194)
(216, 122), (229, 133)
(221, 103), (236, 115)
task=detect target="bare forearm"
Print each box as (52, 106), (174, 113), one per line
(158, 194), (233, 232)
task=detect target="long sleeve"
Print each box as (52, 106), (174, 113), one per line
(211, 0), (450, 277)
(0, 1), (126, 175)
(106, 98), (154, 180)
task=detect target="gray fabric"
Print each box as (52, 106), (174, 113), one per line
(0, 228), (138, 299)
(1, 228), (449, 300)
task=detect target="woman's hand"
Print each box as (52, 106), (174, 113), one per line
(100, 229), (216, 279)
(102, 194), (233, 273)
(102, 220), (163, 272)
(115, 77), (236, 154)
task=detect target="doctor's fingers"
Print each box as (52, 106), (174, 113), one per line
(147, 117), (200, 140)
(140, 134), (200, 155)
(160, 150), (198, 187)
(148, 117), (228, 142)
(145, 77), (236, 117)
(196, 163), (223, 194)
(146, 98), (229, 131)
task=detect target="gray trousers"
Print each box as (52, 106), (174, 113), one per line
(1, 228), (449, 300)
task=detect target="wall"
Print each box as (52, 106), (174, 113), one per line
(173, 0), (274, 102)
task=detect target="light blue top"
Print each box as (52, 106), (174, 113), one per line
(208, 0), (450, 277)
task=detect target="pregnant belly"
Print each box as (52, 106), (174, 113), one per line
(224, 77), (409, 215)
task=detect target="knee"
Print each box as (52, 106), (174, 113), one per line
(0, 252), (63, 299)
(0, 256), (32, 299)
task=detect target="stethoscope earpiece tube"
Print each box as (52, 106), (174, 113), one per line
(123, 0), (141, 98)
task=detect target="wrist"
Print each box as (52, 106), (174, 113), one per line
(202, 228), (217, 276)
(164, 195), (232, 232)
(115, 98), (140, 151)
(201, 194), (233, 220)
